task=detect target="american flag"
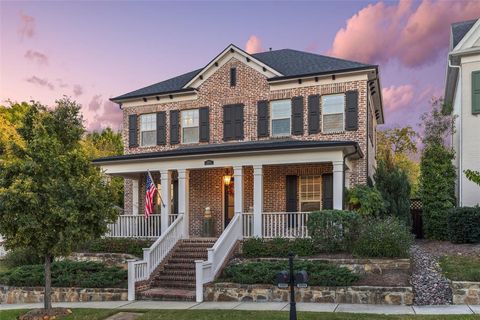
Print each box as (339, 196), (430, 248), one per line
(145, 172), (157, 218)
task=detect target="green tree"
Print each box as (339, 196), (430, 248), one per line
(374, 158), (412, 225)
(419, 98), (456, 240)
(465, 169), (480, 187)
(346, 185), (386, 217)
(377, 126), (420, 196)
(0, 98), (118, 310)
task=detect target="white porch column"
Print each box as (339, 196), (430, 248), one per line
(253, 165), (263, 237)
(333, 161), (344, 210)
(233, 166), (243, 215)
(160, 170), (172, 233)
(132, 178), (139, 216)
(178, 169), (189, 238)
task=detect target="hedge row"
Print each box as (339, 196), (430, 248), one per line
(75, 238), (154, 257)
(447, 207), (480, 244)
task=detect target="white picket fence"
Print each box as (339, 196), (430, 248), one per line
(242, 212), (310, 238)
(127, 214), (184, 301)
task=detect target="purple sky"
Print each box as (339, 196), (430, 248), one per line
(1, 1), (480, 132)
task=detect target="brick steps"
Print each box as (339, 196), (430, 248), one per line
(139, 238), (216, 301)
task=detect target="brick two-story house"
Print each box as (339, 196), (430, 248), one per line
(93, 44), (384, 301)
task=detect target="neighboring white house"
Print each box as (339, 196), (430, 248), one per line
(445, 18), (480, 207)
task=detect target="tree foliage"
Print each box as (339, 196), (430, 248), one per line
(374, 158), (412, 225)
(0, 98), (118, 309)
(465, 169), (480, 187)
(346, 185), (386, 217)
(419, 98), (456, 240)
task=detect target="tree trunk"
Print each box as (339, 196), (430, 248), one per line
(44, 254), (52, 310)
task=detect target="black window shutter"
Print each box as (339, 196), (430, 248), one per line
(223, 105), (233, 141)
(230, 68), (237, 87)
(234, 104), (244, 140)
(308, 94), (320, 134)
(322, 173), (333, 210)
(156, 112), (166, 145)
(257, 100), (269, 137)
(286, 175), (298, 212)
(172, 179), (179, 214)
(345, 90), (359, 131)
(472, 71), (480, 114)
(128, 114), (138, 147)
(170, 110), (180, 144)
(291, 96), (304, 135)
(199, 107), (209, 142)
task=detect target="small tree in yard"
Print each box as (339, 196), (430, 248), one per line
(0, 98), (117, 311)
(419, 98), (456, 240)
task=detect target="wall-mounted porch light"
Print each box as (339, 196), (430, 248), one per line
(223, 168), (233, 186)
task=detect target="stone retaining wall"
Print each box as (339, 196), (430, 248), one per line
(451, 281), (480, 305)
(205, 283), (413, 305)
(242, 258), (411, 276)
(0, 286), (128, 304)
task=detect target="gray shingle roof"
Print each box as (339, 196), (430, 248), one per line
(112, 48), (375, 102)
(452, 19), (477, 49)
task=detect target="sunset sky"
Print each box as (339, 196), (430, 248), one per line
(1, 0), (480, 132)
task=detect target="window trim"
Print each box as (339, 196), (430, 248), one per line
(181, 108), (200, 144)
(139, 113), (157, 147)
(270, 99), (292, 137)
(321, 94), (345, 133)
(299, 175), (322, 212)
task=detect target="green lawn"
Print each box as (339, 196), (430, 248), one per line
(1, 309), (479, 320)
(440, 256), (480, 282)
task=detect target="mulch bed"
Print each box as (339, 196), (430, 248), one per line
(18, 308), (72, 320)
(416, 239), (480, 258)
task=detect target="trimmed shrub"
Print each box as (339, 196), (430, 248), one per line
(447, 207), (480, 244)
(242, 238), (315, 258)
(307, 210), (360, 252)
(0, 260), (127, 288)
(346, 185), (386, 217)
(353, 217), (414, 258)
(76, 238), (154, 257)
(3, 248), (43, 268)
(222, 260), (359, 286)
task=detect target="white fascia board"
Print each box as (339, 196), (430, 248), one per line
(182, 44), (283, 89)
(119, 91), (198, 108)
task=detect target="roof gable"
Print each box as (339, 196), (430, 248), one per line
(452, 19), (479, 52)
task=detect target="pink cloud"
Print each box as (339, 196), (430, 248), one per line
(24, 50), (48, 66)
(26, 76), (54, 90)
(382, 84), (414, 112)
(329, 0), (480, 68)
(18, 13), (35, 39)
(82, 95), (122, 131)
(245, 35), (263, 54)
(88, 94), (102, 111)
(73, 84), (84, 97)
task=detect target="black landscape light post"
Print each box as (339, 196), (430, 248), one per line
(275, 252), (309, 320)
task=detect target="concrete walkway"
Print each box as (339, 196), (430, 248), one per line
(1, 301), (479, 315)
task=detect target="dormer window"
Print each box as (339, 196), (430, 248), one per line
(230, 68), (237, 87)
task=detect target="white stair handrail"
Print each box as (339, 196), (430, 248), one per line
(127, 214), (184, 301)
(195, 213), (242, 302)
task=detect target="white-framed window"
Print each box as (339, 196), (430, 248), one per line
(270, 99), (291, 137)
(299, 175), (322, 212)
(181, 109), (199, 144)
(140, 113), (156, 146)
(322, 94), (345, 133)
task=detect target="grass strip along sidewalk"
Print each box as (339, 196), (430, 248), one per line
(1, 309), (480, 320)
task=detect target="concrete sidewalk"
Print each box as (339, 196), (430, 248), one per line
(0, 301), (479, 315)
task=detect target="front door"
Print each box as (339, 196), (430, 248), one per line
(224, 178), (235, 228)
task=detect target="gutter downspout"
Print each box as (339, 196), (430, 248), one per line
(448, 55), (462, 206)
(342, 145), (359, 209)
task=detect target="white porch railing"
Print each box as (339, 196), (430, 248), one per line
(106, 214), (161, 238)
(168, 214), (178, 226)
(195, 213), (242, 302)
(127, 214), (184, 301)
(242, 212), (310, 238)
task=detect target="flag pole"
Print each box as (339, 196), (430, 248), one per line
(147, 170), (165, 208)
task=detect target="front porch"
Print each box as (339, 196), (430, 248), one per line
(105, 162), (348, 239)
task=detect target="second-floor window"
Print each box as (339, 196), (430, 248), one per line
(140, 113), (156, 146)
(271, 99), (291, 137)
(181, 109), (199, 144)
(322, 94), (345, 133)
